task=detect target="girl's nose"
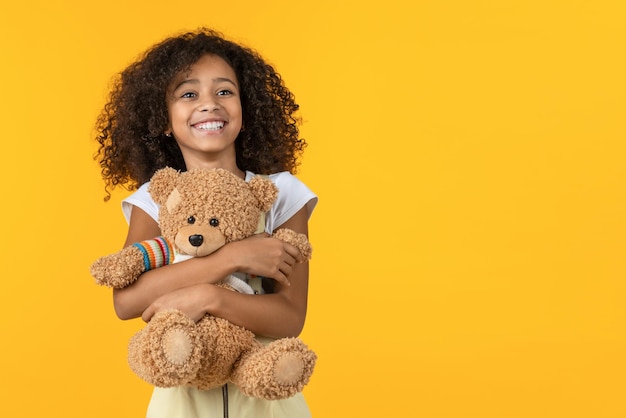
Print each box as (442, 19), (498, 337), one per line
(198, 98), (220, 112)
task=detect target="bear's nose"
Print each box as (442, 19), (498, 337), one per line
(189, 234), (204, 247)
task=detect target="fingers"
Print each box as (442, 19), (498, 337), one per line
(283, 241), (305, 263)
(274, 264), (292, 287)
(141, 304), (154, 323)
(272, 274), (290, 288)
(273, 246), (304, 286)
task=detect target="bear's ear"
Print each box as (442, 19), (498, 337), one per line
(148, 167), (181, 207)
(248, 176), (279, 212)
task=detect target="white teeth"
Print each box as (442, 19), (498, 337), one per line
(196, 121), (224, 130)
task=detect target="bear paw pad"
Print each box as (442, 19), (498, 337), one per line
(273, 353), (305, 385)
(162, 327), (194, 366)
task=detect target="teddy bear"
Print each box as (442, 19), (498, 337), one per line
(90, 167), (316, 400)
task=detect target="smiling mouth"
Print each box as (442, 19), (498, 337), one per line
(194, 121), (225, 131)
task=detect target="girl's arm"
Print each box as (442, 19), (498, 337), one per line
(141, 205), (312, 338)
(113, 205), (304, 324)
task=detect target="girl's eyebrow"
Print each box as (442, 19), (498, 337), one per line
(172, 77), (238, 91)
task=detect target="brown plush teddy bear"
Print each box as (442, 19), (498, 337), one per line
(90, 167), (316, 400)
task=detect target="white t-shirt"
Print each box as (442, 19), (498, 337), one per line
(122, 170), (317, 232)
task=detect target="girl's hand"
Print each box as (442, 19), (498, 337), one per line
(142, 284), (212, 323)
(221, 233), (303, 287)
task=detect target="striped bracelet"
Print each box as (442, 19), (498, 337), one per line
(132, 236), (175, 271)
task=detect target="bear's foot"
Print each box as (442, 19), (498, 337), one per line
(231, 337), (317, 400)
(162, 327), (194, 365)
(274, 352), (306, 385)
(128, 309), (203, 387)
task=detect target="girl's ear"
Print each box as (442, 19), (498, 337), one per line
(164, 122), (173, 137)
(148, 167), (181, 206)
(248, 176), (278, 212)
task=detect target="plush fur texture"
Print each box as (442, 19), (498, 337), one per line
(91, 167), (316, 399)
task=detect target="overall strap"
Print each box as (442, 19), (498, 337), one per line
(256, 210), (266, 235)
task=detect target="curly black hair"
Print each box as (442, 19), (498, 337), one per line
(95, 28), (306, 200)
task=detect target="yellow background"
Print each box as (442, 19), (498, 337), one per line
(1, 1), (625, 417)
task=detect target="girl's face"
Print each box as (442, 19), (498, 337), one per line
(166, 54), (243, 169)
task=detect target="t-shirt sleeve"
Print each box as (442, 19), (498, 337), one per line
(121, 182), (159, 225)
(267, 172), (318, 232)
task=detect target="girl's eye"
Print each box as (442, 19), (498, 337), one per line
(217, 90), (232, 96)
(181, 92), (197, 99)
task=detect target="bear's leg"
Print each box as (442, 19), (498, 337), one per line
(230, 337), (317, 400)
(127, 309), (203, 387)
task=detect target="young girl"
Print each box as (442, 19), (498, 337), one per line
(94, 28), (317, 418)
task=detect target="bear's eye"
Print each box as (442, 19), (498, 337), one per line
(187, 216), (196, 224)
(209, 218), (219, 227)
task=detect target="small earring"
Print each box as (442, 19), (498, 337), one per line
(164, 132), (172, 137)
